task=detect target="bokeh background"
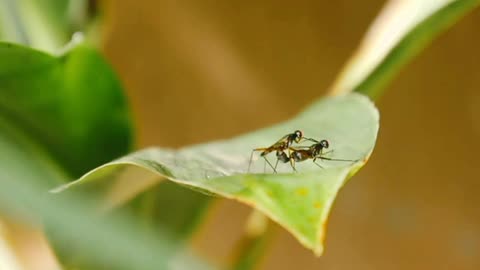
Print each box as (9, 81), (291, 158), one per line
(104, 1), (480, 269)
(5, 0), (480, 269)
(101, 1), (480, 269)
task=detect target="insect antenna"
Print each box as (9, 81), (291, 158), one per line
(303, 137), (319, 143)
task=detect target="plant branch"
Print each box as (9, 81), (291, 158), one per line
(329, 0), (480, 100)
(228, 210), (274, 270)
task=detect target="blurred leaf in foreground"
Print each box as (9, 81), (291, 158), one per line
(0, 41), (132, 179)
(0, 40), (135, 268)
(56, 93), (379, 255)
(0, 106), (213, 270)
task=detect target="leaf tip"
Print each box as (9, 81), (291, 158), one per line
(314, 245), (324, 257)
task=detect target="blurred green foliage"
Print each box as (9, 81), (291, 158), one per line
(0, 0), (90, 52)
(0, 42), (132, 178)
(331, 0), (480, 98)
(0, 0), (479, 270)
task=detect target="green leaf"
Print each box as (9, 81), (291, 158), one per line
(0, 41), (133, 178)
(0, 115), (213, 270)
(0, 40), (213, 269)
(0, 41), (213, 268)
(0, 0), (72, 51)
(123, 182), (212, 243)
(330, 0), (480, 99)
(230, 211), (273, 270)
(56, 93), (379, 255)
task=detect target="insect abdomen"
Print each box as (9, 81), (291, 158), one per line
(276, 151), (289, 163)
(292, 150), (310, 162)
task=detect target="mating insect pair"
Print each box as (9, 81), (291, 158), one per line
(247, 130), (356, 173)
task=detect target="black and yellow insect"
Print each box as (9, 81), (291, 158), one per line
(282, 138), (358, 171)
(248, 130), (313, 173)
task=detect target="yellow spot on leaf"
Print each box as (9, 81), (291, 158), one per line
(295, 188), (309, 196)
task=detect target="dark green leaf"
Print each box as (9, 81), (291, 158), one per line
(0, 116), (212, 270)
(0, 41), (133, 178)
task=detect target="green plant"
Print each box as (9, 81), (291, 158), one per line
(0, 0), (478, 269)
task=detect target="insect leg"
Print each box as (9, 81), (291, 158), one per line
(263, 156), (277, 173)
(323, 149), (334, 155)
(313, 160), (324, 169)
(288, 149), (297, 173)
(317, 150), (334, 162)
(248, 148), (269, 173)
(318, 156), (358, 162)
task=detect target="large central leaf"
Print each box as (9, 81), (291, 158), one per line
(56, 93), (379, 254)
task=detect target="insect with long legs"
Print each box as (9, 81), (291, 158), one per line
(248, 130), (315, 173)
(277, 138), (358, 172)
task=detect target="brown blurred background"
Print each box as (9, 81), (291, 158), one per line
(98, 1), (480, 269)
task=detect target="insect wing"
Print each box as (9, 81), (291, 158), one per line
(269, 134), (290, 149)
